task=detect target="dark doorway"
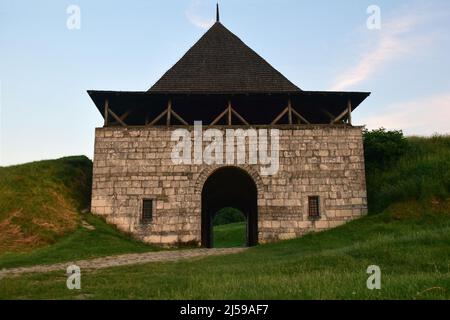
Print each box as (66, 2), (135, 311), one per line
(201, 167), (258, 248)
(213, 208), (247, 248)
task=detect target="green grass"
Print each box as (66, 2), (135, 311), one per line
(0, 214), (159, 270)
(1, 135), (449, 300)
(366, 135), (450, 214)
(1, 210), (449, 300)
(0, 156), (159, 269)
(0, 156), (93, 252)
(213, 222), (247, 248)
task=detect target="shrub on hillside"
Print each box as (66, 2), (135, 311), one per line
(364, 130), (450, 215)
(363, 128), (409, 171)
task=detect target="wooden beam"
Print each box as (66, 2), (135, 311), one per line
(228, 100), (232, 126)
(167, 100), (172, 126)
(347, 99), (352, 125)
(331, 107), (349, 124)
(149, 109), (168, 126)
(108, 109), (127, 127)
(291, 108), (311, 124)
(104, 99), (109, 127)
(231, 108), (250, 125)
(110, 110), (132, 126)
(171, 109), (189, 126)
(210, 108), (229, 126)
(271, 107), (289, 125)
(120, 110), (132, 122)
(288, 99), (293, 125)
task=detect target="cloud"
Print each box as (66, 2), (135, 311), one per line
(362, 93), (450, 136)
(331, 10), (432, 91)
(186, 0), (215, 30)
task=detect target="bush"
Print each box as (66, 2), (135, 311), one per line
(363, 128), (409, 171)
(364, 130), (450, 215)
(213, 208), (246, 226)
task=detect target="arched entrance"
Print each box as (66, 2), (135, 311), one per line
(201, 167), (258, 248)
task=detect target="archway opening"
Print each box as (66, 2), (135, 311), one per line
(201, 167), (258, 248)
(213, 208), (246, 248)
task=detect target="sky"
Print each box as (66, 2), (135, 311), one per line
(0, 0), (449, 166)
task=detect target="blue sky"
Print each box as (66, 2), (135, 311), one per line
(1, 0), (449, 165)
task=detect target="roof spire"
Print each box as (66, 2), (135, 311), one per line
(216, 3), (220, 22)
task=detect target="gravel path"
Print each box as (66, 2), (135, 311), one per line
(0, 248), (247, 278)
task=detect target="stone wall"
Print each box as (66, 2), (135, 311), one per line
(91, 125), (367, 246)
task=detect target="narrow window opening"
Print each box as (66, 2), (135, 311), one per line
(308, 196), (320, 219)
(142, 199), (153, 224)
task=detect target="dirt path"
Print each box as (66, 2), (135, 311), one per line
(0, 248), (247, 278)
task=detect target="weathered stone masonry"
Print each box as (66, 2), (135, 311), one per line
(91, 125), (368, 246)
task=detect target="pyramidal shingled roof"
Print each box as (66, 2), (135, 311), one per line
(149, 22), (301, 94)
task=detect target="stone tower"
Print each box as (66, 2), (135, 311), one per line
(88, 12), (370, 247)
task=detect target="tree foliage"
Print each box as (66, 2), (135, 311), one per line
(363, 128), (409, 171)
(213, 208), (246, 226)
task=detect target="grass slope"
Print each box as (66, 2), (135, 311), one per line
(1, 209), (449, 299)
(213, 222), (246, 248)
(0, 156), (158, 267)
(0, 135), (449, 299)
(366, 135), (450, 214)
(0, 214), (158, 270)
(0, 156), (92, 252)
